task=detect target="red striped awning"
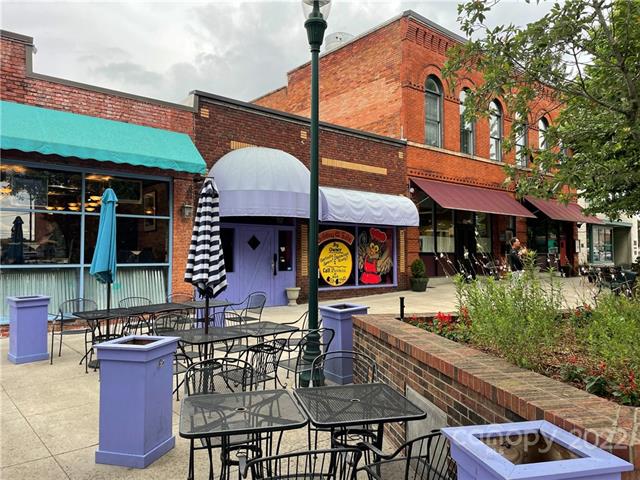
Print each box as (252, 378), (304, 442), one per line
(525, 196), (603, 224)
(410, 178), (536, 218)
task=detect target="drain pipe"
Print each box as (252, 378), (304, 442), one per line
(399, 296), (405, 321)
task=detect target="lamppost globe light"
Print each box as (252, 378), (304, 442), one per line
(302, 0), (331, 20)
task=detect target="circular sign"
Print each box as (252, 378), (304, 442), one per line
(319, 241), (352, 287)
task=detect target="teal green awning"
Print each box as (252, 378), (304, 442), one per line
(0, 101), (206, 174)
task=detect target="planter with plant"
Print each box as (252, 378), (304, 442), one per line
(409, 258), (429, 292)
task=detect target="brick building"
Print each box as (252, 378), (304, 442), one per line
(256, 10), (600, 276)
(0, 29), (418, 316)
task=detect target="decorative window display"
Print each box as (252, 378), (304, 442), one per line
(358, 227), (394, 285)
(319, 228), (355, 287)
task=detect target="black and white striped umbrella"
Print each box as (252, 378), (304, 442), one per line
(184, 178), (227, 301)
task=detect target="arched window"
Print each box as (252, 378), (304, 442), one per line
(538, 117), (549, 149)
(425, 76), (443, 147)
(459, 89), (474, 155)
(489, 100), (503, 162)
(515, 112), (528, 167)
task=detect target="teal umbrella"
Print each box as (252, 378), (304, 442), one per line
(89, 188), (118, 332)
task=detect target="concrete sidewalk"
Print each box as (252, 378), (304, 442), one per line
(0, 276), (596, 479)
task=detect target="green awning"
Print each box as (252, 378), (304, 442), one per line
(0, 101), (206, 174)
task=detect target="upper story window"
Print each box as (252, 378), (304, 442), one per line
(515, 112), (528, 168)
(459, 89), (474, 155)
(425, 76), (443, 147)
(489, 100), (503, 162)
(538, 116), (549, 149)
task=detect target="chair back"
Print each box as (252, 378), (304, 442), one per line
(58, 298), (97, 319)
(293, 328), (335, 388)
(153, 313), (185, 335)
(167, 292), (194, 303)
(118, 296), (152, 308)
(311, 349), (379, 385)
(362, 430), (456, 480)
(241, 448), (362, 480)
(184, 358), (255, 396)
(242, 338), (286, 388)
(243, 291), (267, 321)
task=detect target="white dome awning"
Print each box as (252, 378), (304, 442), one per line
(211, 147), (310, 218)
(320, 187), (419, 226)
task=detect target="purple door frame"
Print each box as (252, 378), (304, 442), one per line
(223, 223), (296, 307)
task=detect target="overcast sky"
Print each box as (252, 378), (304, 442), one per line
(1, 1), (552, 104)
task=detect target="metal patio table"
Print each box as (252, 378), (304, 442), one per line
(293, 382), (427, 452)
(179, 389), (308, 480)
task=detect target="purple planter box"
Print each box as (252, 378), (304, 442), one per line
(7, 295), (50, 364)
(94, 335), (179, 468)
(442, 421), (633, 480)
(319, 303), (368, 384)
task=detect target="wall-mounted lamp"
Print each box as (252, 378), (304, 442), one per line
(181, 203), (194, 219)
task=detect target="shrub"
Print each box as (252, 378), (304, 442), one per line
(455, 272), (563, 370)
(585, 294), (640, 386)
(410, 258), (426, 278)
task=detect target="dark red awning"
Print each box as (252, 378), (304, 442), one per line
(411, 177), (536, 218)
(524, 196), (603, 224)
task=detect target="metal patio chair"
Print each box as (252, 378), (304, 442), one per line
(50, 298), (97, 366)
(239, 447), (362, 480)
(234, 338), (287, 390)
(229, 291), (267, 323)
(357, 430), (457, 480)
(118, 296), (152, 334)
(184, 358), (257, 480)
(279, 326), (334, 383)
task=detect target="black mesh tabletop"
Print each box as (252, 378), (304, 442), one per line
(179, 390), (308, 438)
(179, 300), (234, 310)
(160, 327), (250, 345)
(293, 383), (426, 428)
(74, 302), (193, 320)
(72, 308), (128, 320)
(233, 321), (298, 338)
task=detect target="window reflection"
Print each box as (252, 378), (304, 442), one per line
(85, 175), (169, 216)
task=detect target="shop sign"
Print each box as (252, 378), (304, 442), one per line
(319, 241), (352, 287)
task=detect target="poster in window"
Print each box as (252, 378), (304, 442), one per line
(318, 228), (355, 287)
(143, 191), (156, 232)
(358, 227), (393, 285)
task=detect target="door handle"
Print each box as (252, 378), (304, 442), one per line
(273, 253), (277, 276)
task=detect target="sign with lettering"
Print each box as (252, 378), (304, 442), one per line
(319, 241), (352, 287)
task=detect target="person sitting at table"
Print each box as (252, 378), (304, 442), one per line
(35, 217), (66, 259)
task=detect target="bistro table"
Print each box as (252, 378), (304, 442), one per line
(294, 382), (426, 451)
(162, 321), (298, 359)
(180, 389), (308, 480)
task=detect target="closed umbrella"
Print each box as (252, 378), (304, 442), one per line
(89, 188), (118, 336)
(184, 177), (227, 337)
(7, 216), (24, 264)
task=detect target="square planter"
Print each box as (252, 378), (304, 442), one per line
(319, 303), (368, 384)
(6, 295), (50, 364)
(94, 335), (179, 468)
(442, 420), (633, 480)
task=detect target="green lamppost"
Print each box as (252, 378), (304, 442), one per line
(300, 0), (331, 387)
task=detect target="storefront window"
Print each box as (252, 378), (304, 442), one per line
(418, 196), (435, 253)
(0, 211), (81, 264)
(475, 213), (491, 253)
(221, 228), (234, 273)
(591, 226), (613, 263)
(319, 226), (356, 287)
(357, 227), (394, 285)
(0, 161), (172, 317)
(436, 206), (454, 253)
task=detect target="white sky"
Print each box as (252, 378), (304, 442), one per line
(1, 1), (553, 103)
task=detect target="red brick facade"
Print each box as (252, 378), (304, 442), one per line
(0, 31), (196, 296)
(255, 11), (571, 272)
(193, 94), (410, 301)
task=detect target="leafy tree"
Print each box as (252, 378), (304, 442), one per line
(443, 0), (640, 218)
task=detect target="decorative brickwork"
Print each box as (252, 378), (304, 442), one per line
(353, 314), (640, 479)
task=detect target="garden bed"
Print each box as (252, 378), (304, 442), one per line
(401, 272), (640, 407)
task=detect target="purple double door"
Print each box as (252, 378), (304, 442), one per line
(222, 224), (296, 307)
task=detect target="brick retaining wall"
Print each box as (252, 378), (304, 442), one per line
(352, 314), (640, 479)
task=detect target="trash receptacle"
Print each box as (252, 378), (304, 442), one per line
(94, 335), (178, 468)
(7, 295), (50, 364)
(442, 420), (633, 480)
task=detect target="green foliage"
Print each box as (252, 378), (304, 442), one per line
(584, 294), (640, 382)
(454, 272), (563, 370)
(410, 258), (426, 278)
(444, 0), (640, 218)
(560, 363), (586, 383)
